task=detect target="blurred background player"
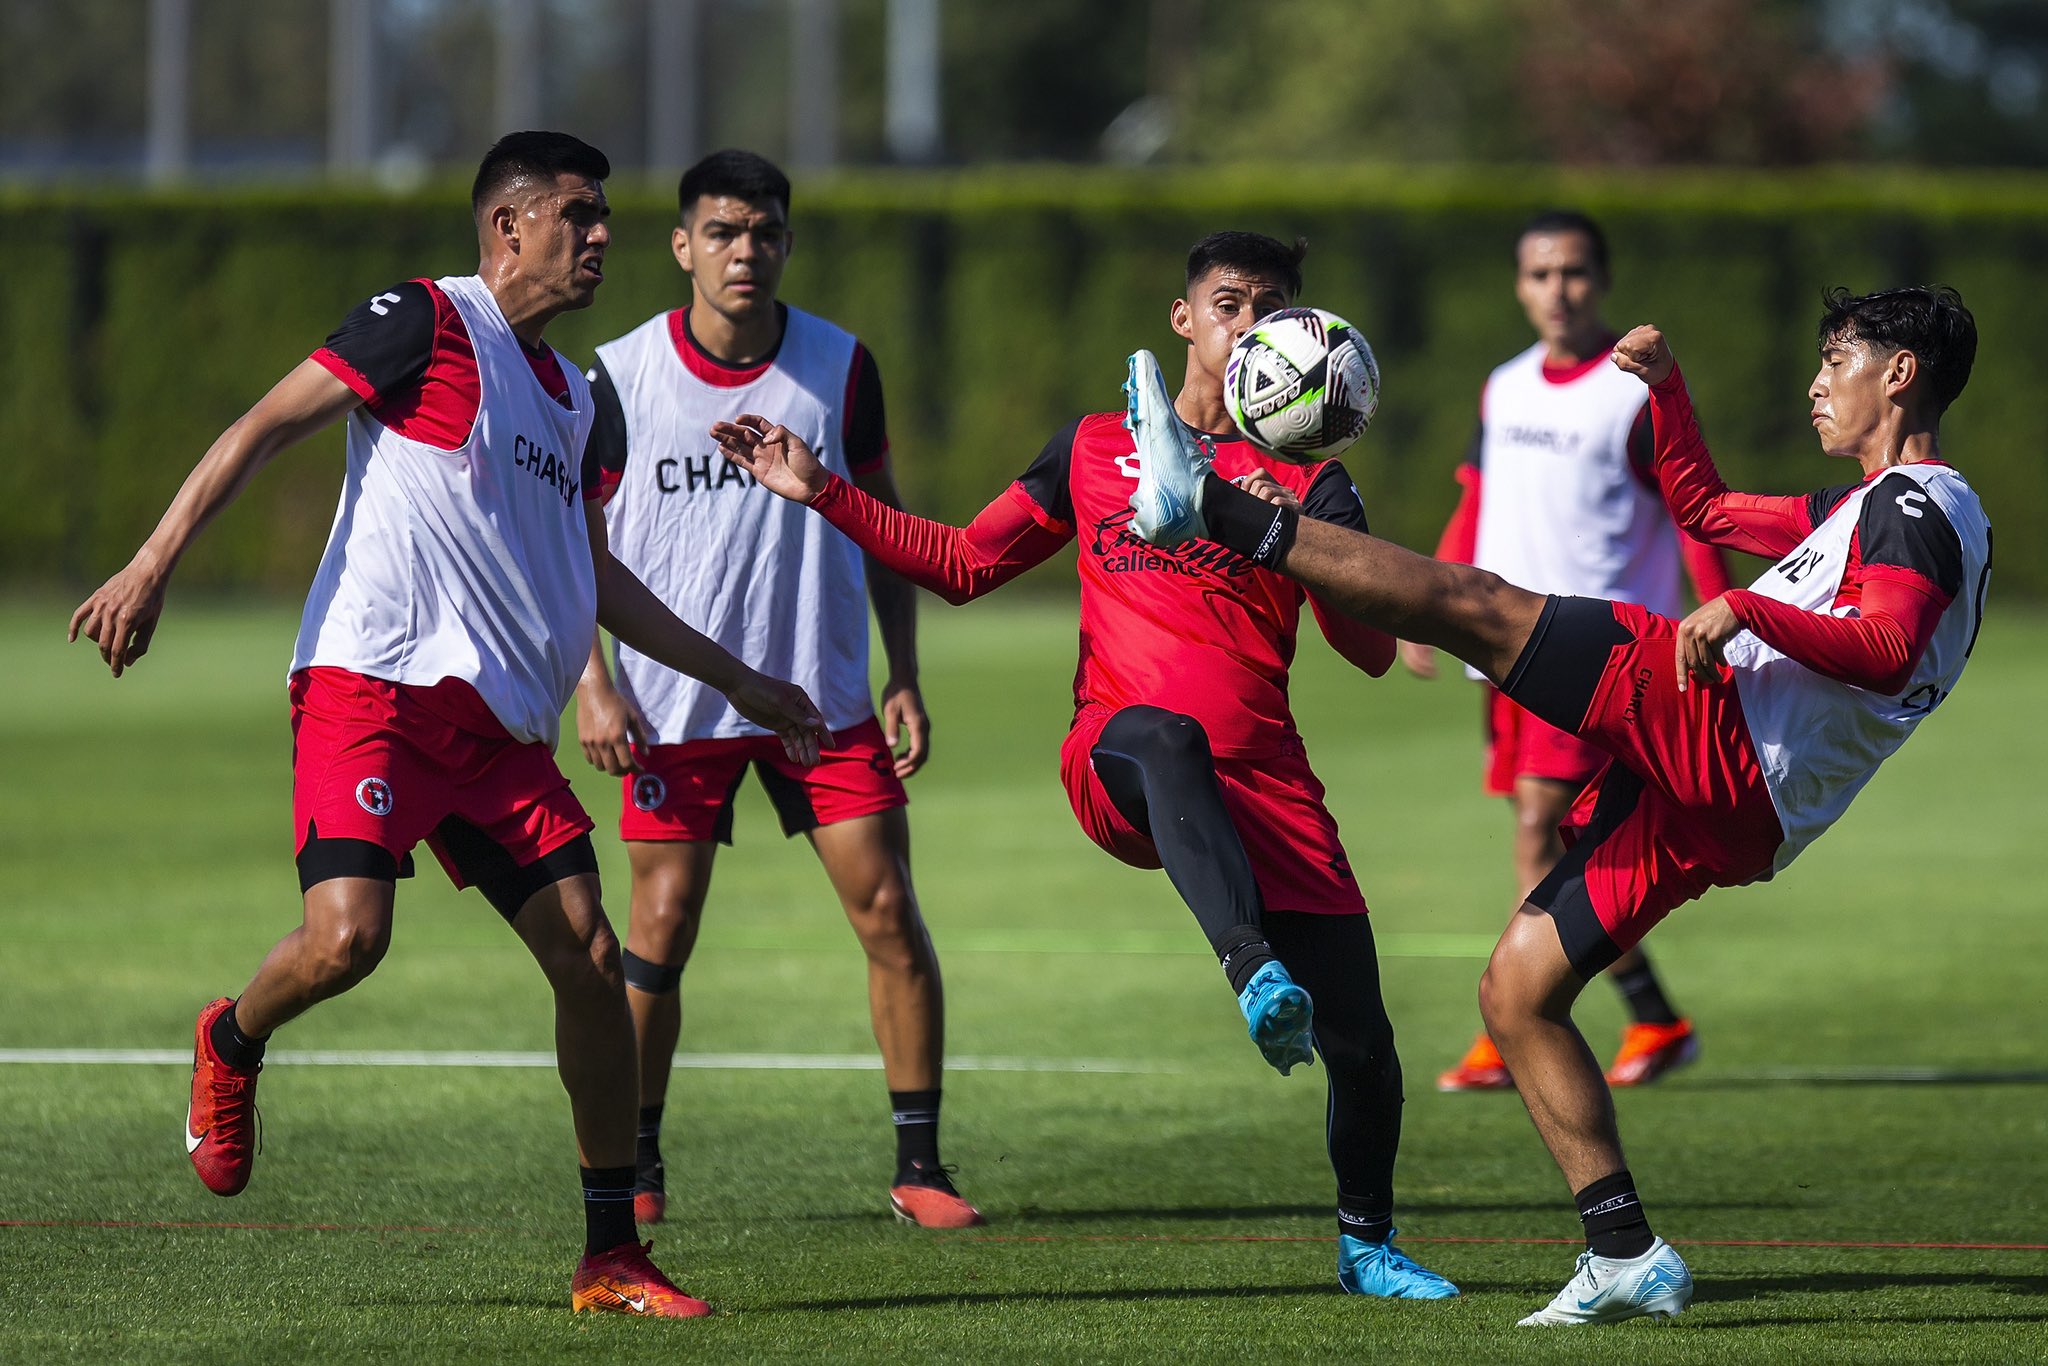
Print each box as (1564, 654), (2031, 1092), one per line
(69, 131), (829, 1320)
(712, 231), (1458, 1300)
(1131, 285), (1987, 1324)
(1408, 210), (1732, 1092)
(576, 150), (976, 1230)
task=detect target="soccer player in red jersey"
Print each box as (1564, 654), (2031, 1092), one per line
(1129, 286), (1988, 1325)
(69, 132), (827, 1320)
(576, 150), (976, 1230)
(712, 232), (1458, 1299)
(1413, 211), (1730, 1092)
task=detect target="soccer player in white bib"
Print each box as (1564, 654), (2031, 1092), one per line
(1126, 285), (1988, 1325)
(69, 132), (828, 1320)
(1411, 211), (1732, 1093)
(575, 150), (979, 1231)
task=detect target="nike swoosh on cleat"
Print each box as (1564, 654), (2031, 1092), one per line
(185, 1110), (204, 1154)
(620, 1292), (648, 1312)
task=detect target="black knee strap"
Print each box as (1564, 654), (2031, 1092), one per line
(621, 948), (685, 995)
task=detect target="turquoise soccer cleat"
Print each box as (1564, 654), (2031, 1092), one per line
(1338, 1231), (1461, 1300)
(1517, 1237), (1693, 1326)
(1124, 348), (1213, 546)
(1236, 959), (1315, 1075)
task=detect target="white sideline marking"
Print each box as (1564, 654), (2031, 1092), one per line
(0, 1048), (1176, 1074)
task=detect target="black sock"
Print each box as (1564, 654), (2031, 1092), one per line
(1338, 1206), (1393, 1246)
(581, 1164), (637, 1254)
(1200, 473), (1300, 566)
(1575, 1170), (1655, 1260)
(890, 1088), (942, 1180)
(1611, 962), (1681, 1026)
(635, 1103), (665, 1193)
(1216, 925), (1278, 996)
(210, 1000), (268, 1072)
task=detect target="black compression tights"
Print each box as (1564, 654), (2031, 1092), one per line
(1268, 910), (1405, 1220)
(1090, 705), (1265, 954)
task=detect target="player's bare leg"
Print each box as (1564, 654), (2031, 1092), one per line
(188, 879), (398, 1196)
(617, 839), (717, 1223)
(811, 809), (980, 1227)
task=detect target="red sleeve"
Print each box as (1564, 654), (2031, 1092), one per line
(1648, 368), (1816, 560)
(1679, 530), (1736, 602)
(1724, 571), (1948, 694)
(808, 473), (1070, 605)
(1435, 462), (1482, 565)
(1310, 597), (1395, 676)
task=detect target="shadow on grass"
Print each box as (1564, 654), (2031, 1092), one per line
(803, 1196), (1793, 1226)
(1694, 1268), (2048, 1316)
(761, 1281), (1330, 1313)
(1680, 1070), (2048, 1089)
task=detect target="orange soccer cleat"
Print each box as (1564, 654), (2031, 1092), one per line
(1436, 1032), (1512, 1092)
(571, 1240), (712, 1319)
(1605, 1019), (1699, 1087)
(186, 997), (261, 1196)
(889, 1164), (986, 1229)
(633, 1190), (666, 1225)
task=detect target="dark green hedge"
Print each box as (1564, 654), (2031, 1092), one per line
(7, 166), (2046, 598)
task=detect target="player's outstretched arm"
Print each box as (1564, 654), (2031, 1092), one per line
(586, 503), (828, 765)
(713, 414), (1069, 605)
(69, 359), (362, 677)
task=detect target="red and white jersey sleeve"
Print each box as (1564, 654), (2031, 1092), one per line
(291, 275), (597, 747)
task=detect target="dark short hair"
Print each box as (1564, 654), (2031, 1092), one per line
(678, 149), (792, 223)
(1817, 285), (1977, 417)
(1185, 231), (1307, 298)
(471, 131), (610, 217)
(1516, 209), (1609, 278)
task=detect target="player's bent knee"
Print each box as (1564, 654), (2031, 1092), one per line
(310, 919), (391, 988)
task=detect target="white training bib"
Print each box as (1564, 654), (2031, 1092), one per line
(291, 274), (597, 746)
(597, 305), (873, 743)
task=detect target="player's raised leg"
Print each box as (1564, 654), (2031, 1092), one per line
(511, 866), (713, 1319)
(1088, 705), (1314, 1075)
(808, 808), (981, 1227)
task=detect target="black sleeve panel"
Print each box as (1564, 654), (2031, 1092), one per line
(320, 280), (438, 399)
(582, 356), (629, 492)
(1015, 418), (1080, 525)
(1302, 460), (1370, 533)
(844, 342), (890, 474)
(1859, 472), (1965, 598)
(1805, 482), (1860, 533)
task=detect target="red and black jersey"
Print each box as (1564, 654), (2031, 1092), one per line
(581, 303), (889, 503)
(313, 278), (579, 462)
(807, 409), (1394, 760)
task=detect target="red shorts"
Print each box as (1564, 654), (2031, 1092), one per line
(619, 715), (908, 843)
(1513, 599), (1783, 973)
(290, 667), (593, 891)
(1059, 705), (1367, 916)
(1483, 686), (1607, 797)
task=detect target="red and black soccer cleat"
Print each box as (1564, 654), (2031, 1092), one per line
(570, 1240), (712, 1318)
(186, 997), (261, 1196)
(889, 1163), (985, 1229)
(1436, 1031), (1512, 1092)
(1605, 1019), (1700, 1087)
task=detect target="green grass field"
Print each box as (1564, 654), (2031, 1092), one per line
(2, 595), (2044, 1363)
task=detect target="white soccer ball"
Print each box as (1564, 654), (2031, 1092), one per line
(1223, 306), (1379, 464)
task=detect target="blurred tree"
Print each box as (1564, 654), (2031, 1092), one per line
(1827, 0), (2048, 167)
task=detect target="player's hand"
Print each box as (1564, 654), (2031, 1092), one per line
(1399, 639), (1439, 680)
(1235, 468), (1303, 512)
(576, 678), (648, 776)
(711, 415), (829, 504)
(880, 676), (931, 779)
(1611, 325), (1676, 386)
(68, 555), (169, 678)
(726, 670), (831, 766)
(1675, 595), (1742, 691)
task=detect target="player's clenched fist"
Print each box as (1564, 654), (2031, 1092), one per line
(1610, 325), (1676, 387)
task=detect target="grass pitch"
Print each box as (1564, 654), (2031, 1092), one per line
(1, 595), (2044, 1363)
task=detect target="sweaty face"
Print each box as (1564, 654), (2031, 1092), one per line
(1174, 267), (1294, 386)
(1514, 230), (1607, 355)
(1808, 333), (1900, 458)
(675, 195), (791, 321)
(515, 172), (611, 309)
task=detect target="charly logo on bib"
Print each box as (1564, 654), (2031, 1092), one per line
(632, 774), (668, 812)
(355, 777), (395, 816)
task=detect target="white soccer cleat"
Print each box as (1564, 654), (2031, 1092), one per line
(1124, 349), (1212, 546)
(1517, 1237), (1693, 1327)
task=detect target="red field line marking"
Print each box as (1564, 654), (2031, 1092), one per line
(947, 1233), (2048, 1252)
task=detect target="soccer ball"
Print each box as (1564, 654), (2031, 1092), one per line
(1223, 307), (1379, 463)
